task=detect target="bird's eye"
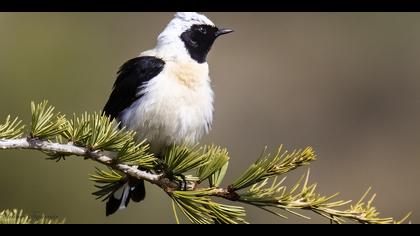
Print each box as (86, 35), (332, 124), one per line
(198, 26), (207, 34)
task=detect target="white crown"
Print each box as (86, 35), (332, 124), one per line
(173, 12), (215, 26)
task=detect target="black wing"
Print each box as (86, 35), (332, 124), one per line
(103, 56), (165, 120)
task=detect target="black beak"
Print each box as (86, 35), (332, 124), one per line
(215, 28), (234, 37)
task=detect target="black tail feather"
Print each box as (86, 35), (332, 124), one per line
(106, 194), (123, 216)
(129, 179), (146, 202)
(105, 179), (146, 216)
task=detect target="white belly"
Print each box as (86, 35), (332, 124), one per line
(119, 61), (214, 154)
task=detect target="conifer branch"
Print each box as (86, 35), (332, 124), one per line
(0, 137), (166, 188)
(0, 101), (410, 224)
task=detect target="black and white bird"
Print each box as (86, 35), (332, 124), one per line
(102, 12), (233, 216)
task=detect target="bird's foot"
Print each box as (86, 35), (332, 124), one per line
(173, 173), (188, 191)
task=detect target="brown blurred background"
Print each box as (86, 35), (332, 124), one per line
(0, 12), (419, 224)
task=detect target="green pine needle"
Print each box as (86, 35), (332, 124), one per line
(114, 140), (157, 168)
(231, 146), (316, 190)
(238, 170), (407, 224)
(209, 161), (229, 188)
(30, 101), (68, 139)
(163, 145), (208, 176)
(86, 113), (135, 151)
(197, 145), (230, 184)
(61, 112), (92, 145)
(0, 115), (25, 139)
(89, 167), (125, 201)
(0, 209), (65, 224)
(171, 189), (247, 224)
(172, 199), (181, 224)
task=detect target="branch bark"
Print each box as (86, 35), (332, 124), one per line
(0, 138), (236, 197)
(0, 138), (175, 189)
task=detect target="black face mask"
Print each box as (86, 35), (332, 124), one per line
(180, 24), (233, 63)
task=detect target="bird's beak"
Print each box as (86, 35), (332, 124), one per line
(215, 28), (234, 37)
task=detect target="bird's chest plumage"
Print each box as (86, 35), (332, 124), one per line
(120, 61), (213, 153)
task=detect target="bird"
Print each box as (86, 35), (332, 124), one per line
(102, 12), (233, 216)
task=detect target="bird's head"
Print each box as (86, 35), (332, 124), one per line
(155, 12), (233, 63)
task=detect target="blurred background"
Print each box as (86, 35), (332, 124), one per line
(0, 12), (419, 224)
